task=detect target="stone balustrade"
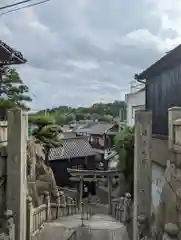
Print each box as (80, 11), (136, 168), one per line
(26, 191), (80, 239)
(162, 223), (179, 240)
(111, 193), (132, 223)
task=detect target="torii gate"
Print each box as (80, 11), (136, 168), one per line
(67, 168), (119, 215)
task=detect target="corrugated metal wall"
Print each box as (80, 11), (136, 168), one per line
(146, 64), (181, 135)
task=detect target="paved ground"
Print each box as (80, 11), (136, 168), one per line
(33, 214), (130, 240)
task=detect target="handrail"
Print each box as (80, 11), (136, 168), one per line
(32, 204), (46, 236)
(27, 191), (89, 239)
(111, 193), (132, 224)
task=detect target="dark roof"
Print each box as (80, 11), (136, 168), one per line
(135, 44), (181, 80)
(0, 40), (26, 65)
(76, 122), (114, 135)
(75, 121), (97, 131)
(49, 136), (101, 161)
(59, 132), (77, 139)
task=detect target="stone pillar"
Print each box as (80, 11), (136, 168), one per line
(133, 110), (152, 240)
(6, 109), (28, 240)
(79, 176), (83, 209)
(26, 196), (33, 240)
(44, 191), (51, 222)
(168, 107), (181, 150)
(122, 192), (131, 223)
(56, 192), (61, 219)
(108, 176), (112, 214)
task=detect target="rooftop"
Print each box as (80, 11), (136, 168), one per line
(135, 44), (181, 80)
(0, 40), (26, 65)
(76, 122), (114, 135)
(59, 131), (77, 139)
(49, 136), (103, 161)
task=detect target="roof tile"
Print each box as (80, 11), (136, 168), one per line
(49, 137), (100, 161)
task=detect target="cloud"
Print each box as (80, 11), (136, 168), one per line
(0, 0), (181, 110)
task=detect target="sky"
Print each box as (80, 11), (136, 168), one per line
(0, 0), (181, 111)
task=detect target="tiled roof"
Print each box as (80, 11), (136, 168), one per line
(49, 136), (100, 161)
(0, 40), (26, 65)
(76, 122), (114, 135)
(59, 132), (77, 139)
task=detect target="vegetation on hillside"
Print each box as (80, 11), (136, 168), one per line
(29, 115), (62, 164)
(33, 100), (127, 125)
(114, 125), (134, 197)
(0, 67), (32, 110)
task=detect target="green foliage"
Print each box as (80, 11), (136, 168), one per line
(75, 113), (85, 121)
(36, 100), (126, 125)
(98, 115), (113, 123)
(115, 125), (134, 182)
(29, 115), (62, 148)
(0, 67), (32, 109)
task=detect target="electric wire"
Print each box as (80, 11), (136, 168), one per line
(0, 0), (50, 16)
(0, 0), (36, 10)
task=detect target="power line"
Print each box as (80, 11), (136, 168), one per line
(0, 0), (50, 16)
(0, 0), (35, 10)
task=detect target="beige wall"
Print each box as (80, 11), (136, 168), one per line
(126, 89), (145, 126)
(151, 136), (169, 167)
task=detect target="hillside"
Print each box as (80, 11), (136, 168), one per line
(35, 100), (126, 125)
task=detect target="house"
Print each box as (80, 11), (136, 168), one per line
(125, 81), (145, 126)
(134, 44), (181, 210)
(76, 122), (119, 152)
(48, 136), (104, 191)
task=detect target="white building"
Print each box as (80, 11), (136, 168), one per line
(125, 81), (145, 126)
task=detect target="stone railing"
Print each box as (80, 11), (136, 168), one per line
(26, 191), (79, 240)
(162, 223), (179, 240)
(111, 193), (132, 223)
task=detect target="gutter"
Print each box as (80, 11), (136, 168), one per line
(134, 74), (146, 84)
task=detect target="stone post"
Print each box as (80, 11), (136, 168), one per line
(119, 197), (125, 222)
(168, 107), (181, 150)
(6, 109), (28, 240)
(26, 196), (33, 240)
(5, 209), (15, 240)
(137, 215), (149, 240)
(108, 176), (112, 214)
(56, 192), (61, 219)
(162, 223), (179, 240)
(44, 191), (51, 222)
(122, 192), (131, 223)
(79, 176), (83, 210)
(133, 110), (152, 240)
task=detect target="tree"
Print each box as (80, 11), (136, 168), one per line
(75, 113), (85, 121)
(29, 115), (62, 165)
(114, 125), (134, 197)
(0, 67), (32, 109)
(98, 115), (113, 123)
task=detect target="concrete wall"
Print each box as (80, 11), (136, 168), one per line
(150, 136), (169, 213)
(151, 136), (169, 167)
(125, 89), (145, 126)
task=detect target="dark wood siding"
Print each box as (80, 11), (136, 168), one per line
(146, 63), (181, 135)
(49, 155), (97, 187)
